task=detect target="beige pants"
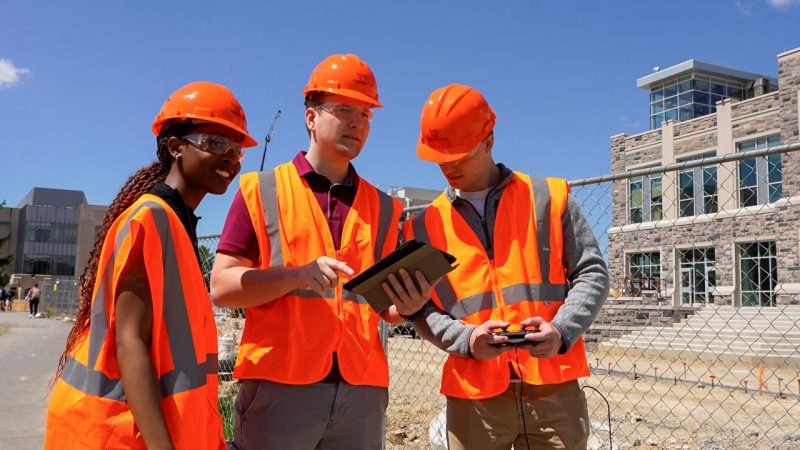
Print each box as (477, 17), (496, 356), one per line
(446, 380), (590, 450)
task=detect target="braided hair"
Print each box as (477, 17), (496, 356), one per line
(52, 124), (190, 385)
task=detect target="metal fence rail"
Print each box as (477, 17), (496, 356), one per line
(49, 143), (800, 448)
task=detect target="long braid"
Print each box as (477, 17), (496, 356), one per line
(52, 140), (173, 386)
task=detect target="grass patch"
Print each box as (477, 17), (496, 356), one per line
(219, 394), (235, 440)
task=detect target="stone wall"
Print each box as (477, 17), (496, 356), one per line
(779, 49), (800, 198)
(674, 131), (717, 157)
(607, 203), (800, 306)
(731, 92), (780, 119)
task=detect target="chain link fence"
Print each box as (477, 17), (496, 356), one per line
(208, 144), (800, 448)
(43, 143), (800, 448)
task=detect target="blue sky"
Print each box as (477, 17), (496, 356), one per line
(1, 0), (798, 235)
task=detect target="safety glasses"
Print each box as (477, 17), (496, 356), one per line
(181, 134), (244, 161)
(439, 144), (482, 167)
(315, 103), (374, 122)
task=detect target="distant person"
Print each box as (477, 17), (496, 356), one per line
(45, 81), (258, 449)
(0, 286), (6, 311)
(405, 84), (609, 450)
(4, 287), (13, 311)
(27, 284), (41, 318)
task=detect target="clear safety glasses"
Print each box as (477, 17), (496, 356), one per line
(181, 133), (244, 161)
(315, 103), (374, 122)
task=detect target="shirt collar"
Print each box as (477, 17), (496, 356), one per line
(292, 151), (359, 187)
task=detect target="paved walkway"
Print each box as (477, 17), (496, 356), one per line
(0, 312), (71, 449)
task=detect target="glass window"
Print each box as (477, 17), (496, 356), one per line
(679, 106), (693, 121)
(679, 248), (716, 306)
(694, 78), (709, 92)
(629, 179), (643, 224)
(628, 252), (661, 293)
(665, 96), (678, 109)
(693, 104), (710, 116)
(677, 152), (717, 217)
(739, 241), (777, 307)
(729, 87), (743, 99)
(738, 135), (783, 206)
(703, 167), (718, 213)
(679, 170), (694, 217)
(650, 176), (662, 220)
(652, 89), (664, 102)
(678, 79), (692, 93)
(679, 93), (693, 106)
(694, 91), (709, 105)
(710, 94), (723, 106)
(629, 174), (662, 223)
(665, 109), (678, 121)
(651, 114), (664, 129)
(651, 102), (664, 114)
(664, 83), (678, 97)
(710, 82), (726, 96)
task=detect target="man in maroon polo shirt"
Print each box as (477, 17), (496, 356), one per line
(210, 54), (432, 449)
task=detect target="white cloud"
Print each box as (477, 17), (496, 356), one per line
(767, 0), (799, 9)
(736, 0), (754, 15)
(0, 59), (31, 89)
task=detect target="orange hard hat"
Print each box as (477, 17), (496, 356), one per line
(152, 81), (258, 148)
(416, 84), (496, 163)
(303, 54), (382, 108)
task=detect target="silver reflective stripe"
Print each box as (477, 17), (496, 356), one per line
(374, 191), (395, 263)
(446, 283), (567, 318)
(447, 290), (495, 320)
(258, 171), (284, 267)
(501, 283), (567, 305)
(532, 177), (552, 283)
(342, 290), (368, 304)
(61, 201), (214, 400)
(410, 209), (429, 244)
(62, 356), (127, 400)
(290, 288), (334, 299)
(289, 288), (367, 304)
(409, 209), (460, 313)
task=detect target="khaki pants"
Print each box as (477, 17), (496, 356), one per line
(446, 380), (590, 450)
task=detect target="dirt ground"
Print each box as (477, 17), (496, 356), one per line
(212, 322), (800, 449)
(384, 336), (800, 449)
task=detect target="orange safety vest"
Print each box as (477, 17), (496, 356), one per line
(234, 162), (402, 386)
(403, 173), (589, 400)
(45, 195), (224, 449)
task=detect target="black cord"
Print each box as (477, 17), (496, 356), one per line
(581, 385), (613, 449)
(514, 347), (532, 450)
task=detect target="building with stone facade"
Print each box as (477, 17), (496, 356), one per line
(608, 47), (800, 309)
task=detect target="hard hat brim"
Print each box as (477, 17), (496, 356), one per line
(416, 139), (471, 163)
(308, 87), (383, 108)
(152, 115), (258, 148)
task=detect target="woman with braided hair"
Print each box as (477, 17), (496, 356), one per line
(45, 81), (257, 450)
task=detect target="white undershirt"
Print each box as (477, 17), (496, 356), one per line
(456, 187), (492, 218)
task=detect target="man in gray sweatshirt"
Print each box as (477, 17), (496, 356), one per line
(401, 84), (609, 450)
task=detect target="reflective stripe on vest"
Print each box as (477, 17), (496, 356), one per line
(257, 169), (394, 305)
(61, 201), (216, 400)
(410, 207), (568, 320)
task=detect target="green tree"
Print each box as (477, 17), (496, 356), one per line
(198, 245), (214, 288)
(0, 201), (13, 286)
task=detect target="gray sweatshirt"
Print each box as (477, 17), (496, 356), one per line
(411, 164), (609, 357)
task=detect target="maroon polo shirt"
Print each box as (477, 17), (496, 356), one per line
(217, 151), (360, 262)
(218, 152), (360, 383)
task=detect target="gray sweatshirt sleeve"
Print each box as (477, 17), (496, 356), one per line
(411, 302), (476, 358)
(550, 194), (610, 352)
